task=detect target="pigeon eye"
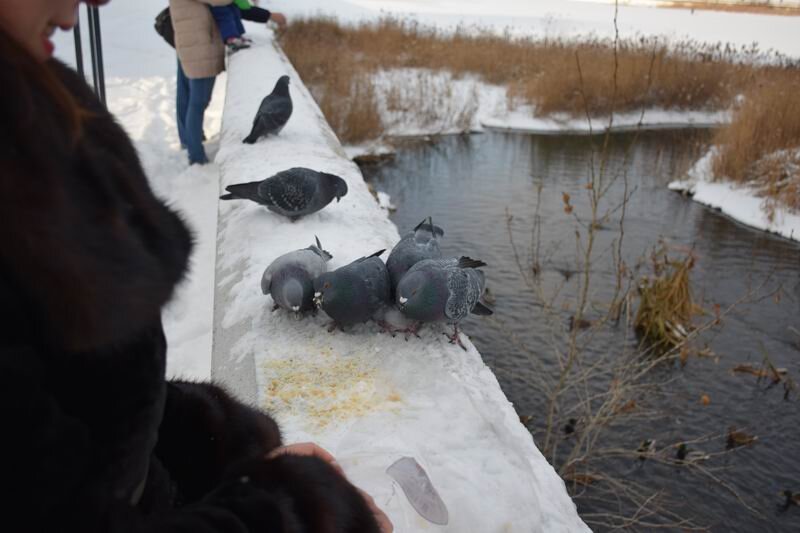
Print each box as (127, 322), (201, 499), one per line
(323, 282), (331, 289)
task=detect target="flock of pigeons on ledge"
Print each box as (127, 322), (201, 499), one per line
(219, 75), (493, 349)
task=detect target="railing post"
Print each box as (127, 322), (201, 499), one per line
(73, 19), (85, 80)
(86, 5), (106, 106)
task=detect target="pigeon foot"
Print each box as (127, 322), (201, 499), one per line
(444, 325), (467, 351)
(376, 320), (398, 337)
(402, 321), (423, 341)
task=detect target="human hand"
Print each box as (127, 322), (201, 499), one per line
(358, 487), (394, 533)
(269, 12), (287, 29)
(267, 442), (344, 476)
(267, 443), (393, 532)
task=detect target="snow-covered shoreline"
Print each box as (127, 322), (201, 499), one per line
(342, 67), (729, 159)
(212, 31), (589, 533)
(669, 150), (800, 242)
(481, 107), (729, 135)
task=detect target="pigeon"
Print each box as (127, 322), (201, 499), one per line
(386, 217), (444, 293)
(220, 167), (348, 221)
(243, 75), (293, 144)
(395, 257), (492, 349)
(261, 236), (332, 315)
(313, 250), (390, 329)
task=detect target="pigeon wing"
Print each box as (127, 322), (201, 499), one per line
(257, 171), (317, 213)
(445, 267), (482, 322)
(257, 95), (292, 131)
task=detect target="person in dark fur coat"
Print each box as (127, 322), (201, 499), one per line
(0, 1), (391, 532)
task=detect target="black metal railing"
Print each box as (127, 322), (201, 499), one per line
(73, 5), (106, 106)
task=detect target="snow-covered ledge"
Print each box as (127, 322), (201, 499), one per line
(212, 31), (589, 532)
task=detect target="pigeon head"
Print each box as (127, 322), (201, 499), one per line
(396, 269), (447, 322)
(273, 75), (291, 97)
(308, 236), (333, 262)
(322, 174), (348, 203)
(313, 269), (361, 319)
(313, 272), (335, 309)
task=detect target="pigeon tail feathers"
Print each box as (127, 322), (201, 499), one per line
(471, 301), (493, 316)
(242, 130), (259, 144)
(457, 256), (487, 269)
(414, 217), (445, 237)
(223, 182), (264, 203)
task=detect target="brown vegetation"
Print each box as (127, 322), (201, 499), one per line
(279, 17), (791, 142)
(634, 251), (702, 349)
(710, 71), (800, 212)
(661, 1), (800, 16)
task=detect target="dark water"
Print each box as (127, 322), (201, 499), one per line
(362, 132), (800, 532)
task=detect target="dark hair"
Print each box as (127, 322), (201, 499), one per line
(0, 28), (85, 142)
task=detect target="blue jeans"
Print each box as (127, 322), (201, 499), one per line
(176, 60), (216, 165)
(210, 5), (245, 41)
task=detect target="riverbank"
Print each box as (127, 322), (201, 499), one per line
(669, 150), (800, 242)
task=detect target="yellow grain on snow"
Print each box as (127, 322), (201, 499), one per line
(259, 348), (402, 428)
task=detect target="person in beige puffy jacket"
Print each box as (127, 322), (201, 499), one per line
(169, 0), (230, 165)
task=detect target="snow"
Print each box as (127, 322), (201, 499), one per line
(669, 150), (800, 242)
(376, 191), (397, 211)
(482, 106), (730, 135)
(212, 30), (589, 532)
(272, 0), (800, 58)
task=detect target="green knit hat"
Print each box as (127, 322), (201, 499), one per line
(233, 0), (252, 10)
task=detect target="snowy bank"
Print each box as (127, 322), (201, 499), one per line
(212, 31), (589, 532)
(342, 68), (729, 159)
(482, 107), (729, 135)
(669, 150), (800, 242)
(372, 69), (729, 137)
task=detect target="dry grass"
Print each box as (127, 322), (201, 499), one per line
(279, 17), (792, 139)
(634, 251), (702, 350)
(710, 70), (800, 212)
(661, 1), (800, 15)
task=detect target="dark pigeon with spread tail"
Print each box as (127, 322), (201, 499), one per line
(243, 75), (292, 144)
(395, 257), (492, 349)
(261, 237), (332, 315)
(386, 217), (444, 293)
(220, 167), (348, 221)
(313, 250), (390, 329)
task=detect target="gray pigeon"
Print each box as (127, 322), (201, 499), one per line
(395, 257), (492, 349)
(313, 250), (390, 329)
(386, 217), (444, 294)
(261, 237), (332, 315)
(243, 75), (292, 144)
(219, 167), (348, 221)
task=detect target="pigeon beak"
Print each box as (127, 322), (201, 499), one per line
(398, 296), (408, 309)
(291, 305), (300, 312)
(336, 196), (341, 203)
(313, 291), (323, 308)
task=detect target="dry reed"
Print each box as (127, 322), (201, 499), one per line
(662, 1), (800, 15)
(280, 18), (790, 133)
(634, 251), (701, 350)
(710, 70), (800, 212)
